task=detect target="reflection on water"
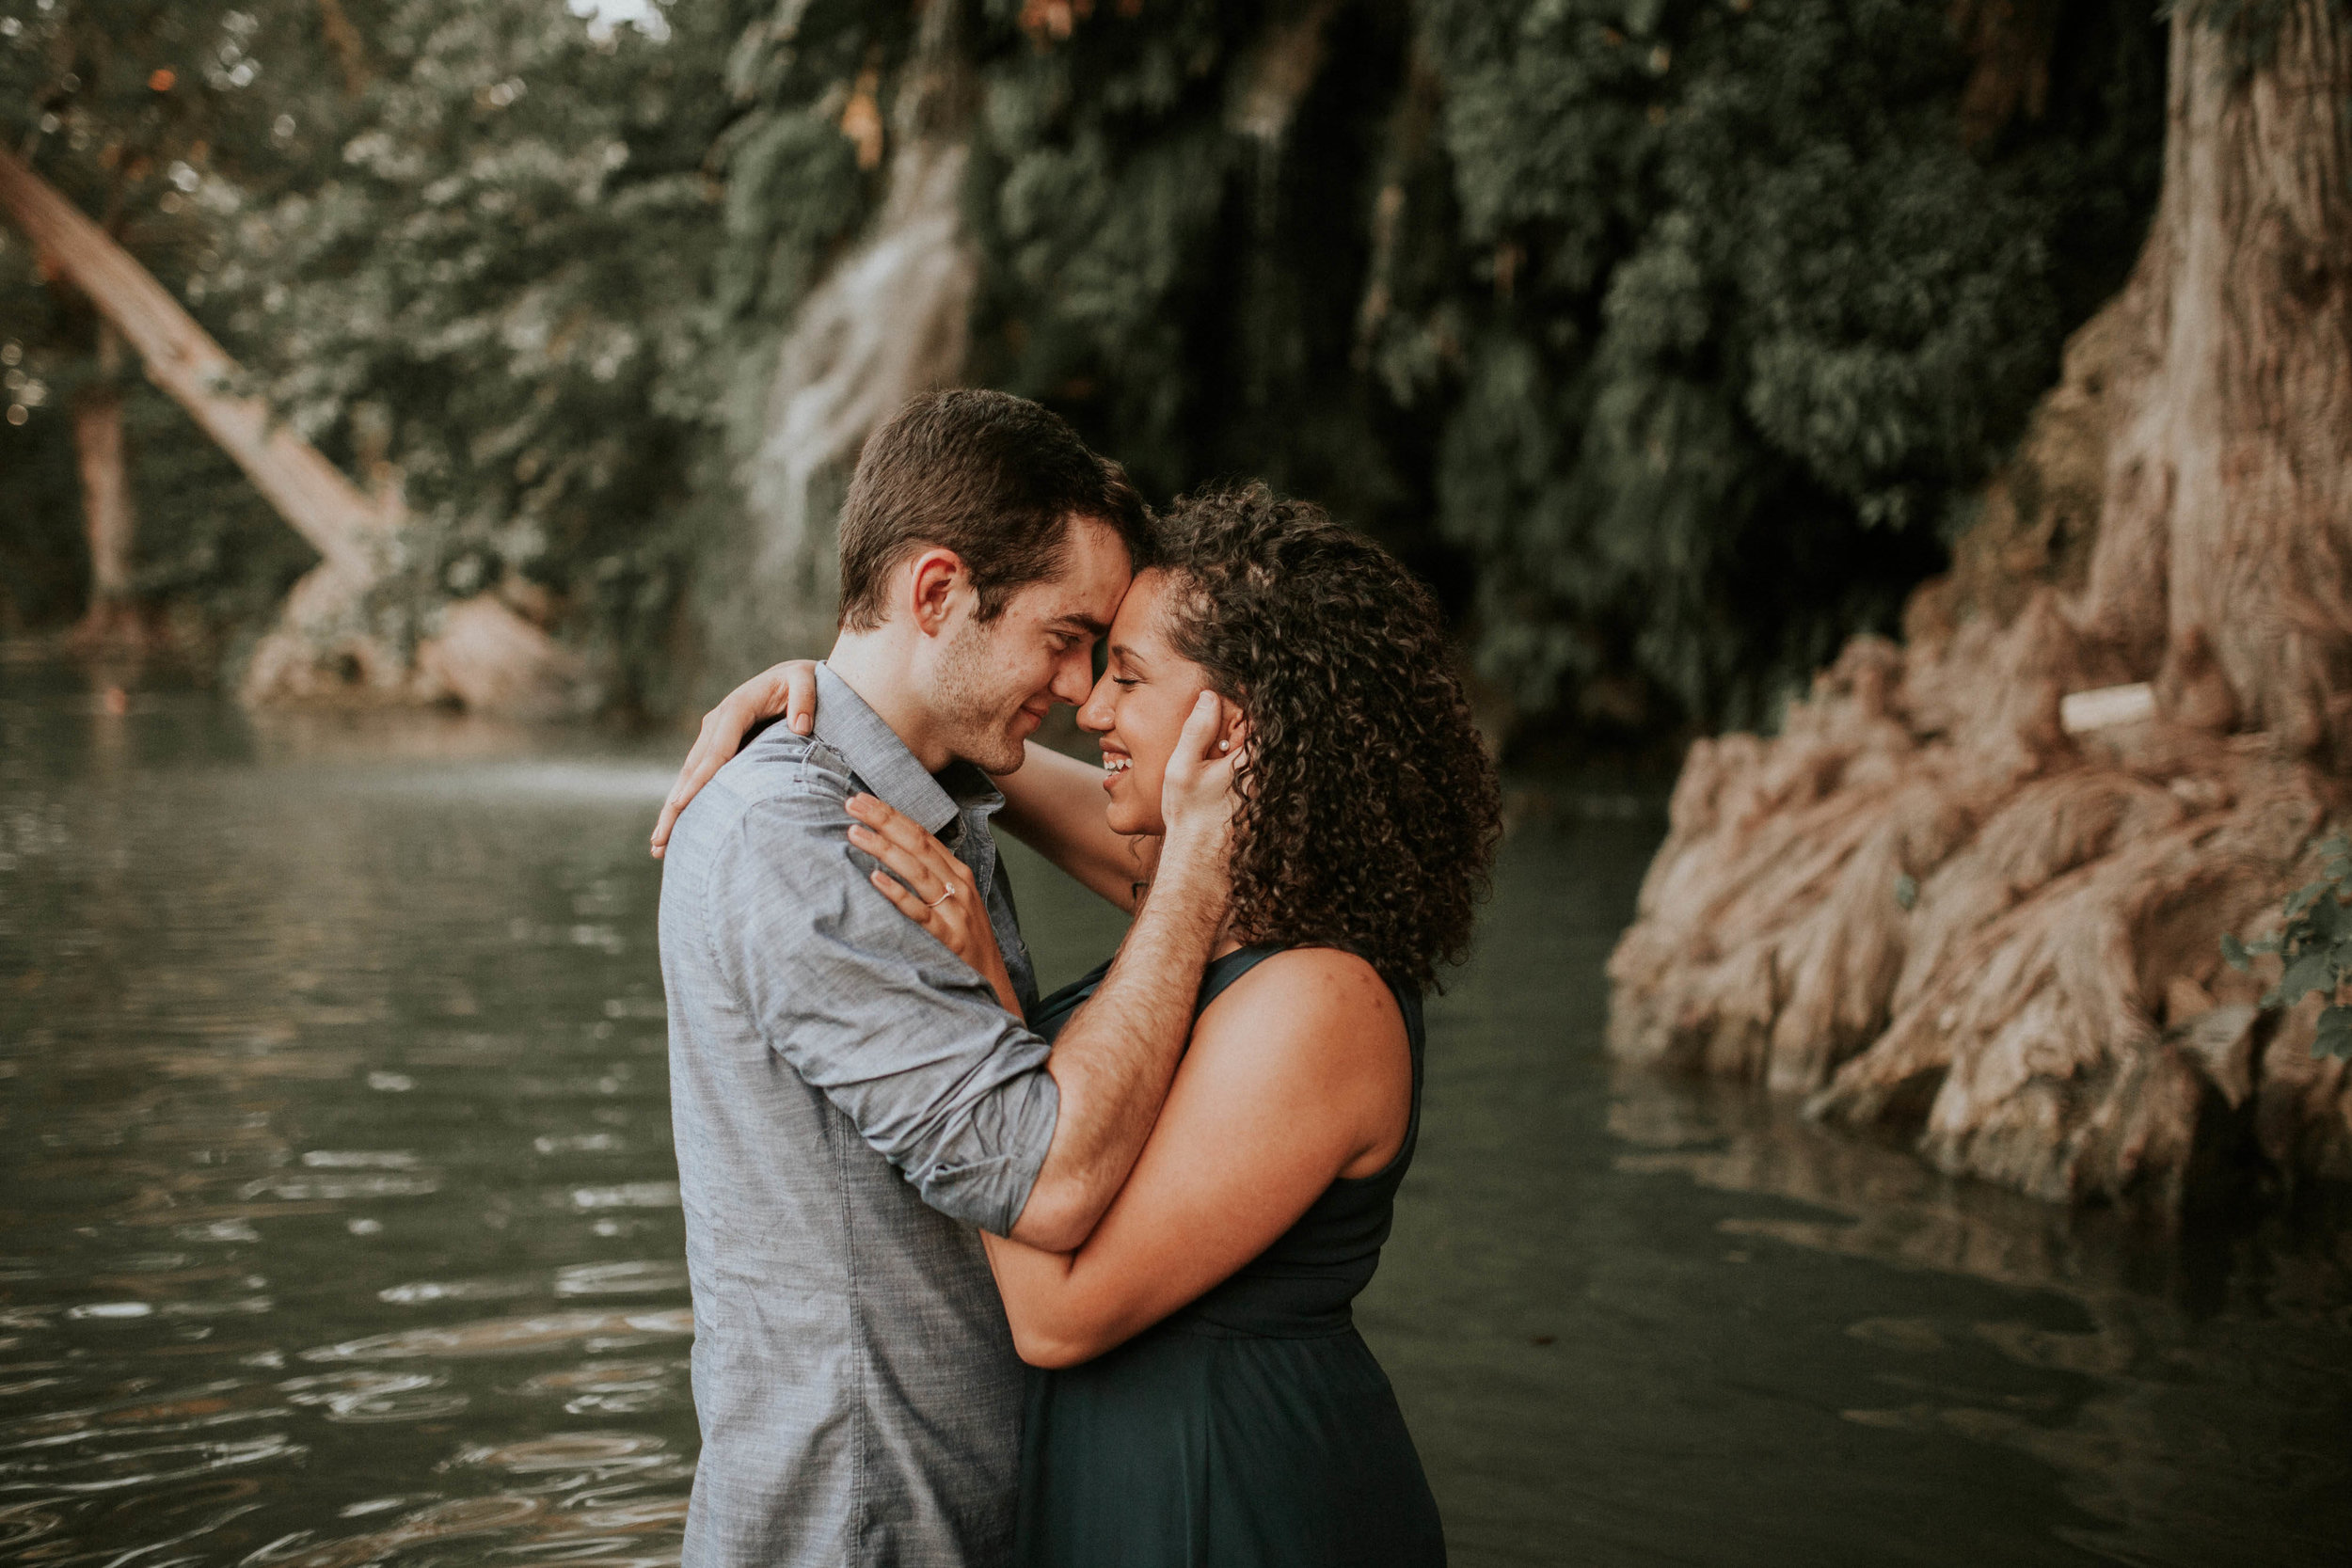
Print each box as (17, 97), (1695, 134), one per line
(1598, 1073), (2352, 1566)
(2, 664), (2347, 1566)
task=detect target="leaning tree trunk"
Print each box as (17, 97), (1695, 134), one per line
(69, 324), (141, 646)
(0, 148), (589, 716)
(1608, 1), (2352, 1208)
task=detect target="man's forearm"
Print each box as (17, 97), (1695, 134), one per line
(1007, 843), (1226, 1251)
(993, 743), (1146, 910)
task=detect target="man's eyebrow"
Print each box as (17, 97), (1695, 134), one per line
(1055, 613), (1111, 639)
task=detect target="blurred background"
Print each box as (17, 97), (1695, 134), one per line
(5, 3), (2349, 1566)
(1, 0), (2165, 751)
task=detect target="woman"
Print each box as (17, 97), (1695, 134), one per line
(668, 485), (1500, 1566)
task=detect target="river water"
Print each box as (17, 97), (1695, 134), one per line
(2, 662), (2346, 1566)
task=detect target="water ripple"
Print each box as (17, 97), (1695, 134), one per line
(301, 1309), (693, 1364)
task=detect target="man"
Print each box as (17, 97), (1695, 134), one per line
(656, 390), (1232, 1565)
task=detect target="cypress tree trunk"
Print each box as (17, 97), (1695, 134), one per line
(1608, 2), (2352, 1207)
(71, 325), (139, 644)
(0, 147), (589, 716)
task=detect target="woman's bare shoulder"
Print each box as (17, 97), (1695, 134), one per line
(1195, 946), (1405, 1060)
(1188, 947), (1409, 1174)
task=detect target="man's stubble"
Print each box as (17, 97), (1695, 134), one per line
(929, 613), (1033, 776)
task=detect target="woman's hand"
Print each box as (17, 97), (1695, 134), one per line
(650, 660), (821, 858)
(847, 793), (1023, 1016)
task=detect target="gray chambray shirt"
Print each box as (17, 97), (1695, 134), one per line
(660, 663), (1057, 1568)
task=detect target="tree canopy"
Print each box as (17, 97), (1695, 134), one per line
(2, 0), (2169, 740)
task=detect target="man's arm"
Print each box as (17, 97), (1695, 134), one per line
(999, 693), (1237, 1247)
(843, 693), (1238, 1251)
(1002, 816), (1225, 1250)
(992, 742), (1151, 912)
(702, 775), (1064, 1240)
(695, 696), (1235, 1249)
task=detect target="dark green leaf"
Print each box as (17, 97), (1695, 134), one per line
(2278, 947), (2335, 1006)
(2220, 932), (2251, 972)
(2307, 895), (2345, 942)
(2315, 1006), (2352, 1061)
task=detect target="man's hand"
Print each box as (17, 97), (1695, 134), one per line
(651, 660), (820, 858)
(1009, 692), (1240, 1251)
(1156, 689), (1246, 872)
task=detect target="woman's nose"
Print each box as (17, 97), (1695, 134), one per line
(1076, 671), (1115, 732)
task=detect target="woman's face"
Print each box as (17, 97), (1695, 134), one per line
(1077, 568), (1226, 837)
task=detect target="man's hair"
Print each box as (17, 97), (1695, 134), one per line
(835, 390), (1152, 631)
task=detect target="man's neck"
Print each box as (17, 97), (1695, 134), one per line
(825, 632), (953, 772)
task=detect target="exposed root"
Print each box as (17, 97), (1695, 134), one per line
(1610, 585), (2352, 1206)
(1613, 4), (2352, 1210)
(242, 566), (592, 720)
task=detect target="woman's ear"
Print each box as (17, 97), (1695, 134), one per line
(1216, 700), (1248, 758)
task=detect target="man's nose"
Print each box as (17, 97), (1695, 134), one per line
(1051, 650), (1096, 707)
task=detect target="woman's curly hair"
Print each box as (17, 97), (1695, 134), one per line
(1152, 484), (1501, 989)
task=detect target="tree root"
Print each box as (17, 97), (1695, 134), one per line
(241, 562), (593, 720)
(1613, 5), (2352, 1210)
(1609, 602), (2352, 1208)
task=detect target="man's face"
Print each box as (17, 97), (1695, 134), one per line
(929, 518), (1133, 774)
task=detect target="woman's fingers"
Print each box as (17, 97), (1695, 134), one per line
(844, 792), (949, 863)
(848, 822), (951, 902)
(845, 794), (978, 906)
(649, 660), (821, 858)
(651, 695), (755, 857)
(869, 867), (946, 928)
(784, 662), (817, 736)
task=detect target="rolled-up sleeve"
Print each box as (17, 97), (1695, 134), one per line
(702, 786), (1060, 1236)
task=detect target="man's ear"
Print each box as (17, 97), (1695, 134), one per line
(904, 547), (967, 638)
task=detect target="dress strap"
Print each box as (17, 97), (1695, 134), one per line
(1196, 944), (1286, 1012)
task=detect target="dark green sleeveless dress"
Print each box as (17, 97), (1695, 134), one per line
(1016, 945), (1446, 1567)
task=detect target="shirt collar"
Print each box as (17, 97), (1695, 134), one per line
(813, 663), (1003, 836)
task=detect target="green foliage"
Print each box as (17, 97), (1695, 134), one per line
(963, 0), (1432, 546)
(0, 0), (354, 634)
(0, 1), (757, 704)
(216, 0), (745, 702)
(706, 0), (896, 333)
(3, 0), (2173, 740)
(946, 0), (2167, 735)
(2223, 835), (2352, 1061)
(1414, 0), (2165, 727)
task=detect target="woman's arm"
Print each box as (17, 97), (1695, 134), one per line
(650, 662), (815, 859)
(994, 741), (1152, 912)
(980, 948), (1412, 1368)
